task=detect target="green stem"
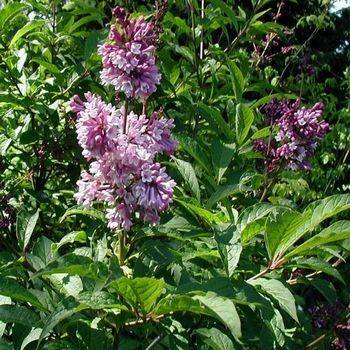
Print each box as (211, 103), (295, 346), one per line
(118, 230), (127, 266)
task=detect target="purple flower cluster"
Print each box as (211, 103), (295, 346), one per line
(254, 99), (330, 172)
(71, 93), (176, 231)
(71, 7), (176, 232)
(98, 6), (161, 100)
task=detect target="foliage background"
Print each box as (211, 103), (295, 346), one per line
(0, 0), (349, 349)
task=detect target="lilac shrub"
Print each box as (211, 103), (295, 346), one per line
(70, 7), (176, 232)
(254, 99), (330, 172)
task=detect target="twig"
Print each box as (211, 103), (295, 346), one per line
(246, 266), (270, 282)
(145, 334), (164, 350)
(306, 334), (326, 348)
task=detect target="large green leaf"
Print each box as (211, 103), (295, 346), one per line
(197, 103), (234, 139)
(176, 200), (223, 225)
(235, 104), (254, 145)
(195, 328), (235, 349)
(0, 305), (39, 327)
(196, 293), (241, 339)
(286, 257), (345, 284)
(211, 140), (236, 184)
(249, 278), (298, 322)
(227, 61), (245, 101)
(237, 203), (275, 242)
(0, 276), (46, 311)
(266, 194), (350, 260)
(215, 224), (242, 277)
(9, 20), (44, 47)
(16, 209), (40, 251)
(156, 293), (241, 339)
(32, 254), (100, 280)
(0, 3), (28, 30)
(211, 0), (238, 30)
(285, 220), (350, 259)
(173, 157), (201, 202)
(207, 184), (247, 209)
(37, 297), (88, 346)
(59, 206), (106, 223)
(110, 277), (165, 314)
(76, 291), (126, 311)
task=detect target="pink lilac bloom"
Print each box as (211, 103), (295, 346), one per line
(71, 93), (176, 231)
(98, 6), (161, 100)
(254, 99), (330, 172)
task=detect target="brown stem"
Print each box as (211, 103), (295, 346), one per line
(306, 334), (326, 349)
(118, 230), (127, 266)
(246, 266), (270, 282)
(142, 100), (148, 115)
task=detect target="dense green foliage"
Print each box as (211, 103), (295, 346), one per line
(0, 0), (349, 349)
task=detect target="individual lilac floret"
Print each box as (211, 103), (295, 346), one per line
(98, 7), (161, 100)
(254, 99), (330, 172)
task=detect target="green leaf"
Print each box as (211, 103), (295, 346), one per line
(193, 293), (242, 339)
(84, 30), (99, 60)
(265, 209), (303, 259)
(0, 305), (39, 327)
(32, 59), (61, 74)
(156, 292), (241, 339)
(238, 203), (274, 237)
(38, 297), (87, 346)
(211, 0), (238, 31)
(207, 184), (247, 209)
(286, 257), (345, 284)
(195, 327), (235, 350)
(197, 103), (234, 139)
(16, 209), (40, 251)
(176, 200), (223, 225)
(20, 328), (42, 350)
(250, 93), (297, 109)
(215, 224), (242, 277)
(76, 291), (126, 310)
(0, 135), (12, 156)
(0, 277), (45, 311)
(285, 220), (350, 259)
(9, 20), (44, 47)
(59, 206), (106, 223)
(110, 277), (165, 314)
(309, 278), (337, 304)
(51, 231), (87, 253)
(69, 14), (102, 33)
(251, 126), (272, 140)
(173, 157), (201, 202)
(235, 104), (254, 145)
(33, 254), (100, 279)
(0, 3), (28, 30)
(211, 140), (236, 184)
(227, 61), (245, 101)
(249, 278), (298, 322)
(268, 194), (350, 260)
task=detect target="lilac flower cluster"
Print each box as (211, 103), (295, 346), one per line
(254, 99), (330, 172)
(71, 7), (176, 232)
(98, 6), (161, 100)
